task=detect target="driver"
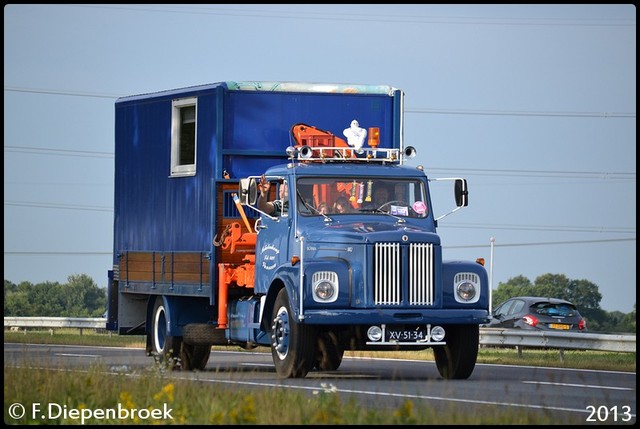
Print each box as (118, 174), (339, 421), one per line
(373, 186), (390, 207)
(257, 174), (288, 216)
(393, 183), (406, 202)
(373, 184), (411, 215)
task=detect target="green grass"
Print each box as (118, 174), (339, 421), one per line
(5, 328), (146, 349)
(5, 364), (584, 425)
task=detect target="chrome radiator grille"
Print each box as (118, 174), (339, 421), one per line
(373, 242), (435, 305)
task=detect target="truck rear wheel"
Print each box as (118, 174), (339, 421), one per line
(151, 297), (181, 368)
(433, 324), (479, 379)
(180, 343), (210, 371)
(182, 323), (228, 345)
(180, 323), (219, 371)
(270, 288), (317, 378)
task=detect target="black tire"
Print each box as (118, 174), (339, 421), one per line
(150, 296), (182, 368)
(180, 343), (211, 371)
(270, 288), (317, 378)
(433, 324), (479, 379)
(315, 331), (344, 371)
(182, 323), (228, 346)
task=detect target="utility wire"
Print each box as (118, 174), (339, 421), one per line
(3, 145), (636, 179)
(4, 201), (112, 212)
(4, 200), (635, 236)
(69, 4), (638, 27)
(4, 145), (113, 158)
(445, 237), (635, 249)
(4, 237), (635, 256)
(4, 86), (636, 119)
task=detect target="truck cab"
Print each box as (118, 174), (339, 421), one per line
(235, 142), (489, 379)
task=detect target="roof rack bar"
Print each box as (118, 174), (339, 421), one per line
(290, 145), (402, 164)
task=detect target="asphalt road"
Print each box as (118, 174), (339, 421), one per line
(4, 343), (636, 425)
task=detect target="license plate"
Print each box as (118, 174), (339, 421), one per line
(385, 327), (428, 342)
(549, 323), (570, 330)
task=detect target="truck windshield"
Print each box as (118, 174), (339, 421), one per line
(296, 177), (428, 218)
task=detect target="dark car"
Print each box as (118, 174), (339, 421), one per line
(485, 296), (587, 331)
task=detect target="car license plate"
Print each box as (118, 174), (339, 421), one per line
(385, 327), (428, 342)
(549, 323), (570, 330)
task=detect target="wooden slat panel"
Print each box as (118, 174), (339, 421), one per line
(172, 273), (210, 283)
(119, 251), (210, 284)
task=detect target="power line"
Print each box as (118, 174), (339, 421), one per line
(4, 201), (112, 212)
(4, 145), (113, 158)
(4, 200), (635, 235)
(70, 4), (637, 27)
(4, 86), (636, 119)
(3, 86), (121, 99)
(3, 145), (636, 180)
(425, 168), (635, 179)
(4, 237), (635, 256)
(443, 222), (635, 234)
(444, 237), (635, 249)
(406, 107), (635, 118)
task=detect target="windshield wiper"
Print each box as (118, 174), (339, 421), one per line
(297, 190), (332, 222)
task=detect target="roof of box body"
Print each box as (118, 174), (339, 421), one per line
(267, 162), (423, 178)
(116, 81), (398, 103)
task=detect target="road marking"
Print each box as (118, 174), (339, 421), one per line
(523, 380), (634, 391)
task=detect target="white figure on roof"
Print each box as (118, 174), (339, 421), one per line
(343, 119), (367, 151)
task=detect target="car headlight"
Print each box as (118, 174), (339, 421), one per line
(454, 273), (480, 303)
(312, 271), (338, 303)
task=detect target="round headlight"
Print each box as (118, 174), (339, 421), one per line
(314, 281), (335, 300)
(367, 326), (383, 342)
(430, 325), (445, 342)
(312, 271), (339, 303)
(456, 281), (477, 301)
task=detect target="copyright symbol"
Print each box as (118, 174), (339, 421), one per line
(9, 402), (26, 419)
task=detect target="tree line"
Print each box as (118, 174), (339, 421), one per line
(3, 272), (636, 333)
(4, 274), (106, 318)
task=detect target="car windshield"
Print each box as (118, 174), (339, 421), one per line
(296, 177), (428, 218)
(531, 302), (577, 317)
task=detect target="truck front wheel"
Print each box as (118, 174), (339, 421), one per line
(151, 297), (182, 368)
(315, 331), (344, 371)
(270, 288), (317, 378)
(433, 324), (479, 379)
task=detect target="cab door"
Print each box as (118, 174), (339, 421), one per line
(254, 179), (292, 295)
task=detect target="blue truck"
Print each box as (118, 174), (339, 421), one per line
(106, 81), (490, 379)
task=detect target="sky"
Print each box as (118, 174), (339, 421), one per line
(3, 4), (636, 313)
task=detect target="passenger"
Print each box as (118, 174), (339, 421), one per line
(333, 196), (352, 214)
(316, 202), (329, 215)
(257, 174), (288, 216)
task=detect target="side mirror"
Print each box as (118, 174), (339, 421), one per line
(239, 178), (258, 205)
(454, 179), (468, 207)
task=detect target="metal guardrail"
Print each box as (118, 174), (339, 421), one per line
(3, 317), (636, 354)
(4, 316), (106, 335)
(479, 327), (636, 353)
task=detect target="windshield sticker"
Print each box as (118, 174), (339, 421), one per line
(260, 244), (279, 270)
(390, 205), (409, 216)
(412, 201), (427, 214)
